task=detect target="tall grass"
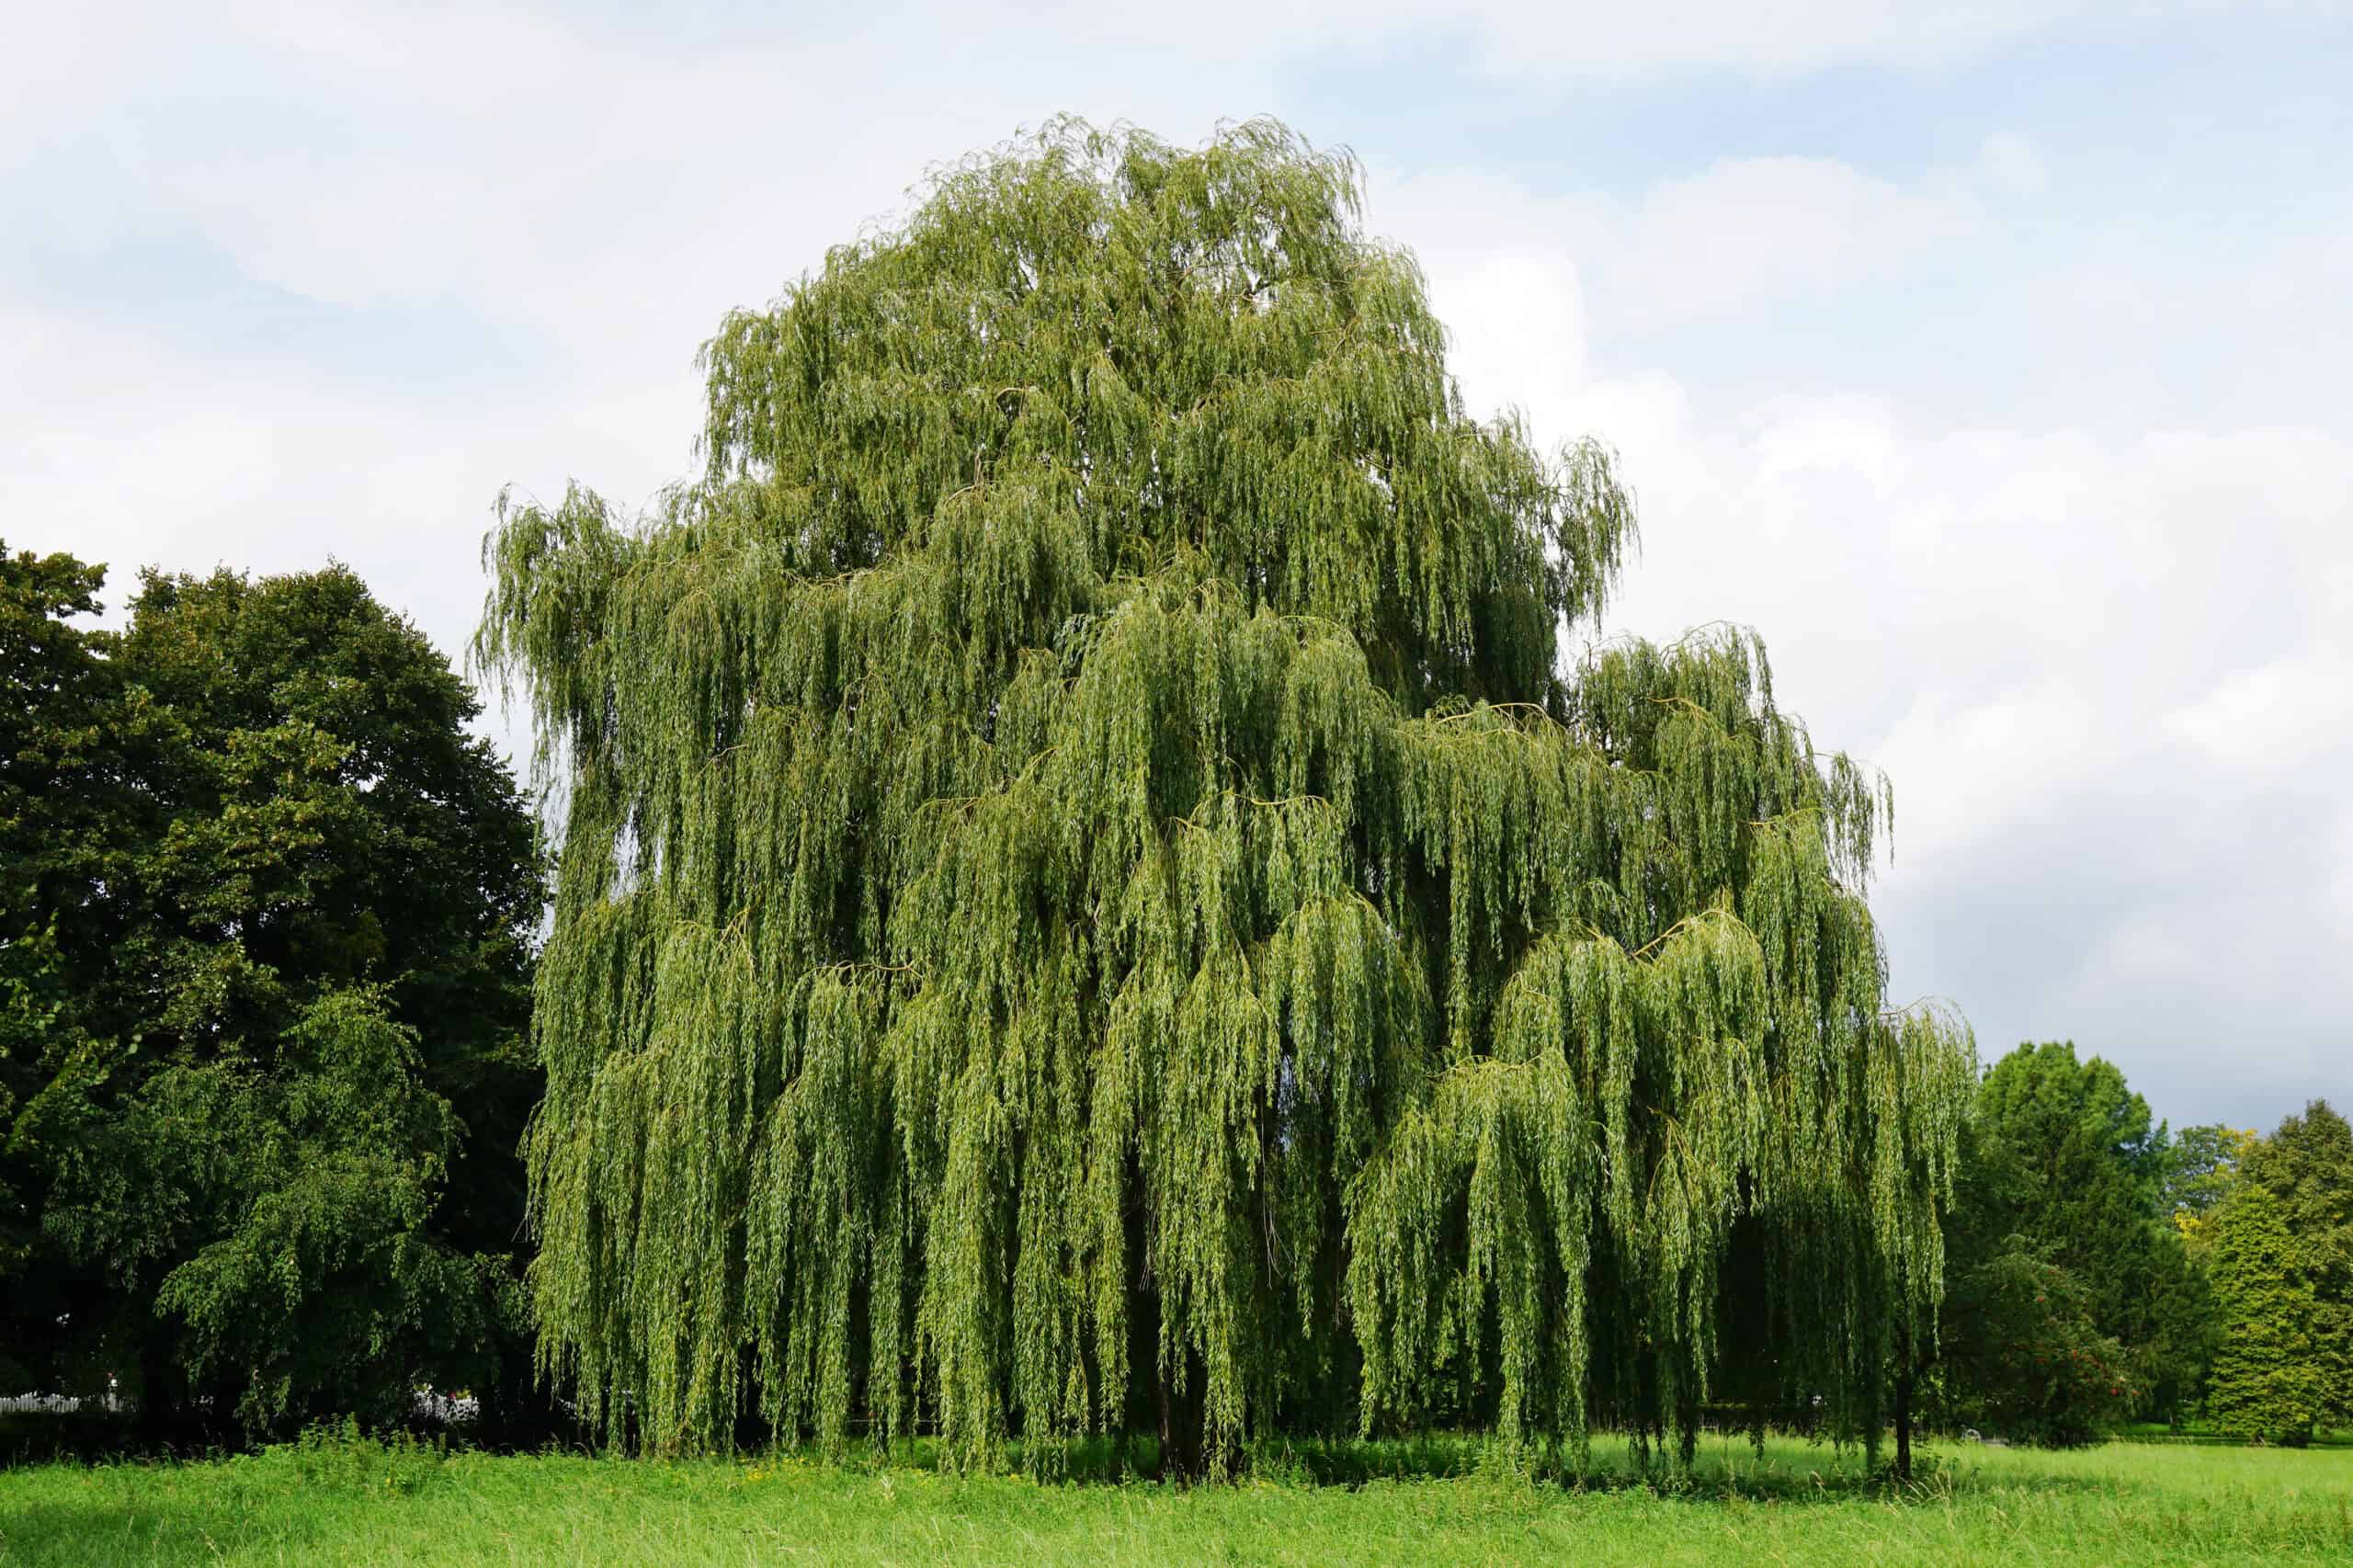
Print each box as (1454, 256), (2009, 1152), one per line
(3, 1430), (2347, 1565)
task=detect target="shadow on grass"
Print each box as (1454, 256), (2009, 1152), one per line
(0, 1414), (167, 1469)
(756, 1430), (2134, 1508)
(803, 1431), (1495, 1488)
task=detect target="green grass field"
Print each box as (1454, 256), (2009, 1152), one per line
(3, 1432), (2347, 1566)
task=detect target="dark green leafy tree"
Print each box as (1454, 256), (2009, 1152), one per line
(477, 119), (1974, 1476)
(1, 543), (134, 1389)
(1, 551), (544, 1438)
(2205, 1181), (2329, 1444)
(1938, 1042), (2211, 1435)
(41, 991), (506, 1431)
(1938, 1244), (2137, 1446)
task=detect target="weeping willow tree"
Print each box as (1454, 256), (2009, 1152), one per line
(476, 118), (1973, 1477)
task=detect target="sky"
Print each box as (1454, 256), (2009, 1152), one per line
(5, 1), (2347, 1132)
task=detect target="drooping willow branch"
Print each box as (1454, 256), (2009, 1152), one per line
(476, 116), (1973, 1472)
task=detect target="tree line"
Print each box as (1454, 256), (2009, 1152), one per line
(3, 119), (2343, 1468)
(6, 547), (2336, 1457)
(1935, 1043), (2347, 1446)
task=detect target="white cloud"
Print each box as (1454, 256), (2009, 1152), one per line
(2166, 653), (2353, 778)
(0, 304), (532, 647)
(1602, 158), (1982, 324)
(1975, 131), (2048, 196)
(1373, 151), (1994, 349)
(1051, 0), (2256, 81)
(1631, 414), (2353, 1120)
(1370, 151), (2353, 1122)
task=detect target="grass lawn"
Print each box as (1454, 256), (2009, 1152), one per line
(3, 1432), (2347, 1566)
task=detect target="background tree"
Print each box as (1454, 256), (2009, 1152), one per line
(2234, 1100), (2353, 1429)
(1, 544), (133, 1389)
(1938, 1244), (2137, 1446)
(2205, 1181), (2328, 1444)
(478, 119), (1973, 1476)
(1, 551), (545, 1439)
(2163, 1122), (2256, 1256)
(1936, 1042), (2211, 1437)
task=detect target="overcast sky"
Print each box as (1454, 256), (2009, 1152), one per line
(6, 2), (2347, 1132)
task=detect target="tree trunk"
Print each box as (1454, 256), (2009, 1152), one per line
(1155, 1353), (1206, 1482)
(1893, 1369), (1914, 1482)
(131, 1339), (186, 1449)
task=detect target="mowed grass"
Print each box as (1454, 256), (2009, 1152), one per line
(3, 1432), (2347, 1567)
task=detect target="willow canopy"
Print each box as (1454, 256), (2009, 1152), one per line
(477, 119), (1973, 1474)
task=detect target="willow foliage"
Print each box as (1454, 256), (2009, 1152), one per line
(477, 119), (1972, 1472)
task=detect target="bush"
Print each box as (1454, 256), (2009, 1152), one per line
(256, 1416), (448, 1497)
(1939, 1244), (2139, 1446)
